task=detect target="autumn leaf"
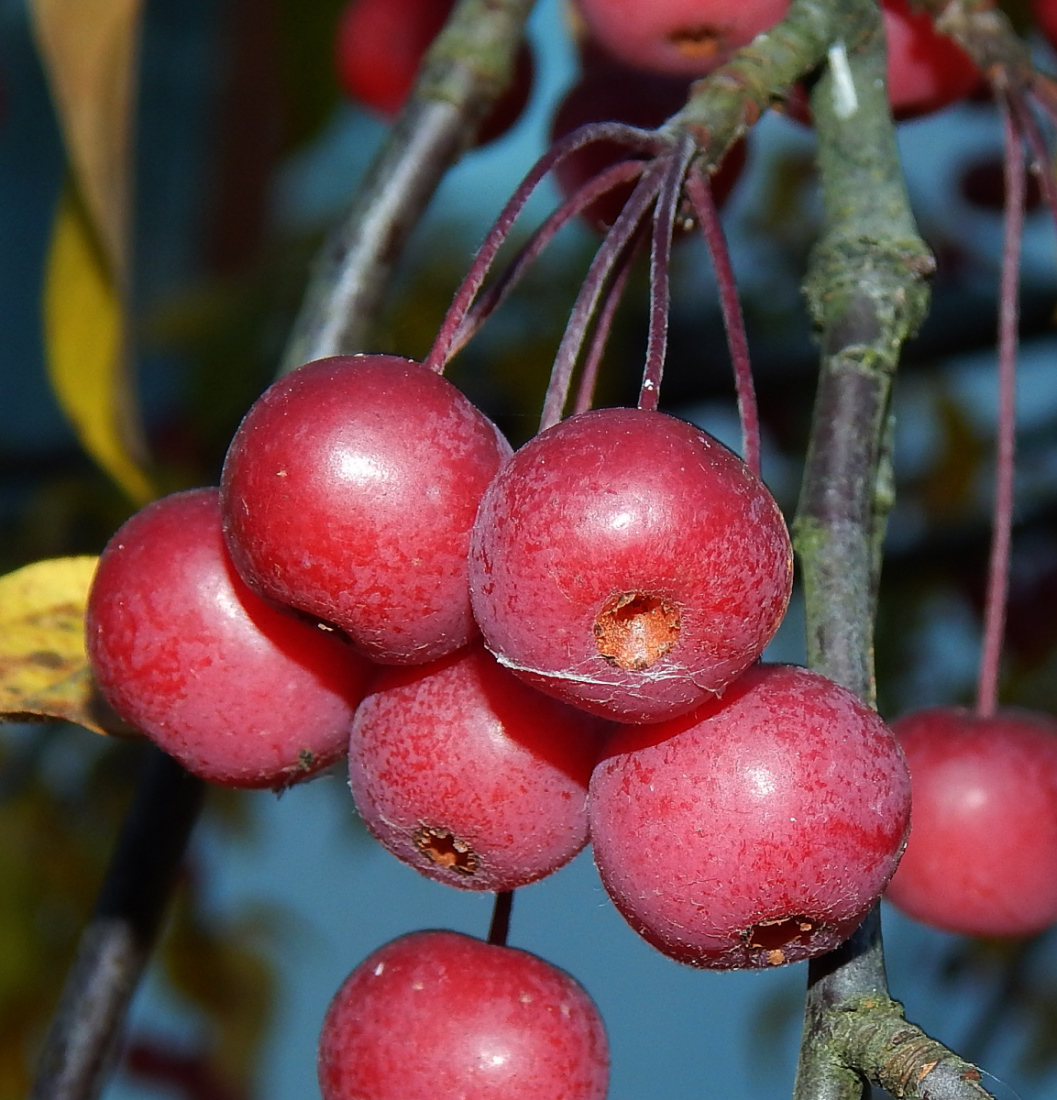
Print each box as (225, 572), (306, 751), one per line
(31, 0), (154, 504)
(0, 557), (137, 736)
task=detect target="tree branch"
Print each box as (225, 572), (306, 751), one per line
(278, 0), (536, 374)
(31, 748), (205, 1100)
(788, 2), (996, 1098)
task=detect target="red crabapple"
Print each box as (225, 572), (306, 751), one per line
(589, 663), (911, 968)
(885, 706), (1057, 938)
(469, 407), (793, 723)
(334, 0), (533, 144)
(348, 642), (609, 892)
(572, 0), (790, 77)
(220, 355), (511, 666)
(549, 61), (747, 233)
(86, 488), (372, 789)
(318, 930), (609, 1100)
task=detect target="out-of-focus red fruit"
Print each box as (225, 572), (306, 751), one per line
(318, 931), (610, 1100)
(572, 0), (791, 76)
(1035, 0), (1057, 54)
(347, 643), (609, 892)
(550, 62), (748, 233)
(334, 0), (533, 144)
(590, 663), (912, 968)
(959, 154), (1043, 213)
(469, 407), (793, 724)
(220, 355), (511, 666)
(86, 489), (372, 789)
(886, 706), (1057, 938)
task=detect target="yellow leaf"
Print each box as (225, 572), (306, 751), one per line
(44, 185), (153, 505)
(29, 0), (142, 274)
(0, 557), (137, 736)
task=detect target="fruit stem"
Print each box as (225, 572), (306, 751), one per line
(639, 133), (695, 412)
(976, 102), (1024, 720)
(685, 166), (761, 477)
(1005, 91), (1057, 235)
(539, 159), (666, 430)
(424, 122), (663, 376)
(487, 890), (514, 946)
(574, 228), (644, 415)
(447, 159), (647, 360)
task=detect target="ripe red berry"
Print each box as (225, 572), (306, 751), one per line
(220, 355), (512, 666)
(885, 706), (1057, 938)
(589, 663), (912, 968)
(572, 0), (790, 77)
(469, 407), (793, 723)
(550, 61), (747, 233)
(881, 0), (980, 119)
(348, 642), (608, 892)
(318, 930), (610, 1100)
(86, 488), (373, 789)
(334, 0), (534, 144)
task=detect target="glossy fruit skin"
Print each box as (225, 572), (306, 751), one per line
(318, 930), (609, 1100)
(573, 0), (791, 76)
(86, 489), (373, 789)
(589, 663), (912, 968)
(334, 0), (533, 144)
(550, 60), (747, 233)
(220, 355), (512, 665)
(886, 706), (1057, 938)
(469, 407), (793, 723)
(348, 643), (608, 892)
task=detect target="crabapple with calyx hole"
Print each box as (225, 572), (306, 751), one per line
(317, 930), (610, 1100)
(549, 59), (747, 233)
(347, 642), (610, 892)
(334, 0), (533, 145)
(220, 355), (512, 666)
(885, 706), (1057, 938)
(86, 488), (373, 789)
(589, 663), (911, 969)
(469, 406), (793, 724)
(572, 0), (790, 76)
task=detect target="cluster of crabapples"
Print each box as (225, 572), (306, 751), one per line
(81, 0), (1057, 1095)
(87, 351), (913, 1097)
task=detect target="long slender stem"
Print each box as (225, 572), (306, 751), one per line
(685, 166), (760, 476)
(639, 133), (695, 411)
(487, 891), (514, 947)
(31, 749), (205, 1100)
(573, 228), (644, 415)
(976, 104), (1024, 719)
(447, 158), (647, 360)
(423, 122), (662, 374)
(539, 160), (666, 430)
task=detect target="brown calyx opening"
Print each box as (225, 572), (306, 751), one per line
(744, 916), (819, 965)
(666, 25), (724, 62)
(593, 592), (681, 671)
(413, 825), (478, 875)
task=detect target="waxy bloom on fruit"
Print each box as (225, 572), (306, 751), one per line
(469, 407), (793, 723)
(589, 663), (911, 968)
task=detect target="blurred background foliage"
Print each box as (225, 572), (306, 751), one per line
(4, 0), (1057, 1096)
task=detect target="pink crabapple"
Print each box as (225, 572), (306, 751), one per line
(317, 930), (610, 1100)
(86, 488), (373, 789)
(886, 706), (1057, 938)
(220, 355), (512, 666)
(469, 406), (794, 724)
(589, 663), (912, 968)
(347, 641), (611, 892)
